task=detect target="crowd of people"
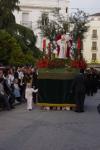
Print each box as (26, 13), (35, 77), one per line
(71, 67), (100, 113)
(0, 65), (100, 112)
(0, 66), (38, 111)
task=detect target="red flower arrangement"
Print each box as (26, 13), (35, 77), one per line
(37, 58), (49, 68)
(48, 59), (65, 68)
(70, 59), (87, 69)
(37, 58), (87, 70)
(37, 58), (66, 69)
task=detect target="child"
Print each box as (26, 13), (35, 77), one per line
(13, 78), (21, 103)
(25, 82), (38, 111)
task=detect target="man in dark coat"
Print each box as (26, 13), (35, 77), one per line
(71, 69), (86, 112)
(0, 69), (15, 110)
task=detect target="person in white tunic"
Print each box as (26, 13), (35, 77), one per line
(58, 34), (67, 59)
(25, 82), (38, 111)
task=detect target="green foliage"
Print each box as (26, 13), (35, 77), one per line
(9, 49), (25, 66)
(0, 30), (23, 65)
(70, 9), (89, 41)
(38, 9), (88, 43)
(14, 24), (36, 51)
(0, 0), (42, 64)
(33, 46), (43, 58)
(0, 30), (40, 66)
(0, 0), (19, 11)
(24, 51), (35, 65)
(0, 0), (19, 29)
(38, 10), (69, 41)
(13, 24), (42, 59)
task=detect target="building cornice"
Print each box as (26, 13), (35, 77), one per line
(19, 4), (60, 10)
(89, 13), (100, 17)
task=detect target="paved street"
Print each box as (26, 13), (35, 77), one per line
(0, 90), (100, 150)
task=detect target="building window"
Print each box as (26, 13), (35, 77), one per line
(22, 12), (29, 22)
(91, 41), (97, 50)
(66, 7), (68, 13)
(41, 13), (49, 26)
(21, 12), (32, 29)
(92, 53), (96, 62)
(92, 29), (97, 38)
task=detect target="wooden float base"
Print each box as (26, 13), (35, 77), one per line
(36, 103), (76, 110)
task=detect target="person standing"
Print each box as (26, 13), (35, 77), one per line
(71, 69), (86, 112)
(0, 69), (15, 110)
(12, 78), (21, 103)
(32, 67), (38, 104)
(25, 82), (38, 111)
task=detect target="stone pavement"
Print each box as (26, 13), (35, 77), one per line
(0, 90), (100, 150)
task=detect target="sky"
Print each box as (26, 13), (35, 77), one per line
(69, 0), (100, 14)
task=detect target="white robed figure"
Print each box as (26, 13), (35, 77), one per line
(57, 34), (67, 58)
(25, 83), (38, 110)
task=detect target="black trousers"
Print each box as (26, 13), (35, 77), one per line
(0, 93), (11, 110)
(74, 92), (85, 111)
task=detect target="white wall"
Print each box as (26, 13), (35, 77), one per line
(83, 16), (100, 64)
(14, 0), (69, 49)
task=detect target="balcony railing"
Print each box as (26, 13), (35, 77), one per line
(91, 47), (98, 51)
(91, 35), (98, 39)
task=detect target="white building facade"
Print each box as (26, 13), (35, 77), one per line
(14, 0), (69, 50)
(83, 13), (100, 64)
